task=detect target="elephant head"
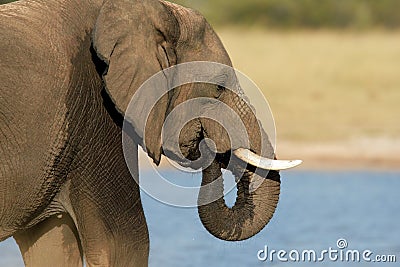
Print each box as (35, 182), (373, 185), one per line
(92, 0), (300, 241)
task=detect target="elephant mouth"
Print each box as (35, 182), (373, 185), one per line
(173, 136), (302, 174)
(169, 117), (301, 171)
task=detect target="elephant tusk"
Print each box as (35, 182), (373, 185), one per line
(233, 148), (302, 170)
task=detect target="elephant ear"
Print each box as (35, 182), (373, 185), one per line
(92, 0), (178, 164)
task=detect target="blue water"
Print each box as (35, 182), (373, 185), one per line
(1, 171), (399, 266)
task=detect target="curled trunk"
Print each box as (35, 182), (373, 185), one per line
(197, 160), (280, 241)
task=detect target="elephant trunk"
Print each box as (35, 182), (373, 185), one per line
(197, 87), (282, 241)
(197, 159), (280, 241)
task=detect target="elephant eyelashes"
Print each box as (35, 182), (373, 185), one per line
(209, 84), (225, 99)
(213, 74), (228, 92)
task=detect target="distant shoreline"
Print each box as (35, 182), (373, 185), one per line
(139, 138), (400, 172)
(277, 138), (400, 171)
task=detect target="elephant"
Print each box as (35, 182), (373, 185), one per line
(0, 0), (301, 266)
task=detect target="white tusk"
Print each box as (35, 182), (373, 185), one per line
(233, 148), (302, 170)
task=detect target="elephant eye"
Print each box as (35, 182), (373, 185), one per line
(217, 84), (225, 91)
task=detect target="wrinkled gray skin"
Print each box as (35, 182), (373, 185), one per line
(0, 0), (280, 266)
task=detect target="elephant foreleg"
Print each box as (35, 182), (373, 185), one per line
(14, 213), (83, 267)
(68, 170), (150, 267)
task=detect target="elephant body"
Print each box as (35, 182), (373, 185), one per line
(1, 0), (284, 266)
(1, 1), (149, 265)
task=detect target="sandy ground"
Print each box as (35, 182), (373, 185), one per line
(277, 137), (400, 171)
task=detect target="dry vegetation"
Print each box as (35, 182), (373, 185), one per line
(218, 29), (400, 142)
(217, 29), (400, 169)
